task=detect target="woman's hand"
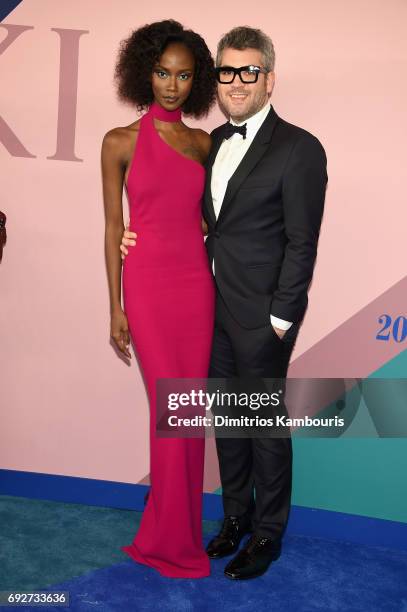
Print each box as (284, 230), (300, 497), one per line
(0, 211), (6, 262)
(202, 217), (208, 236)
(120, 219), (137, 260)
(110, 308), (131, 358)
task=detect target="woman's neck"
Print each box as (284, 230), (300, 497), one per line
(148, 101), (182, 123)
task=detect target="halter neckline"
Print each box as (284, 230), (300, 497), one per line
(148, 101), (182, 123)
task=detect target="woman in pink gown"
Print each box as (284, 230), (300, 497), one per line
(101, 20), (216, 578)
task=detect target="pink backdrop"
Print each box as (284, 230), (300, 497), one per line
(1, 0), (406, 489)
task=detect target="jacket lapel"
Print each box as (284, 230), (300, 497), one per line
(216, 105), (279, 224)
(204, 126), (226, 224)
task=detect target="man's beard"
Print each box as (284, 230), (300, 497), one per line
(217, 87), (269, 123)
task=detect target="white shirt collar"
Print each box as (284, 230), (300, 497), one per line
(230, 102), (271, 140)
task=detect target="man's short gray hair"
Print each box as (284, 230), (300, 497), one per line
(216, 26), (275, 71)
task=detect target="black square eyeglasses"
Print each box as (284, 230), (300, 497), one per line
(215, 65), (270, 84)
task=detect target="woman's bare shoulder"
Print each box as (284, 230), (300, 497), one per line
(102, 119), (142, 160)
(103, 119), (141, 145)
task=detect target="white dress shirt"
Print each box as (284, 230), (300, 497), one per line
(210, 102), (292, 331)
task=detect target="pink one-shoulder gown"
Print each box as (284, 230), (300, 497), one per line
(120, 101), (215, 578)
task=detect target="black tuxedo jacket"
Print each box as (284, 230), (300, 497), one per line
(203, 104), (328, 330)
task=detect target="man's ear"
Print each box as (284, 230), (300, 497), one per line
(267, 71), (275, 96)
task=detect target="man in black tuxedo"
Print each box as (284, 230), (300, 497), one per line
(203, 26), (327, 580)
(121, 26), (327, 580)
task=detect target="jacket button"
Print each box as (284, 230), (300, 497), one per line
(214, 231), (220, 238)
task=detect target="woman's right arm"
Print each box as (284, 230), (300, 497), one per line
(101, 129), (131, 358)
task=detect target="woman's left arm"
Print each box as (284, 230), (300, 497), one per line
(196, 130), (212, 237)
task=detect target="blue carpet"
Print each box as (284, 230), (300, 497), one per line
(2, 495), (406, 610)
(15, 534), (407, 611)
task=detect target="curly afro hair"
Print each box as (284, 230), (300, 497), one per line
(114, 20), (216, 118)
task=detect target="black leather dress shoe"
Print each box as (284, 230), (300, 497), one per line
(206, 515), (252, 559)
(224, 534), (281, 580)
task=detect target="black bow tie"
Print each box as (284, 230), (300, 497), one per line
(224, 122), (247, 140)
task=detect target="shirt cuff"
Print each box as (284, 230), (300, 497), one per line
(270, 315), (293, 330)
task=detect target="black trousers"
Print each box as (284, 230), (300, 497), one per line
(208, 290), (299, 540)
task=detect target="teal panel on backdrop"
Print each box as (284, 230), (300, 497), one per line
(369, 347), (407, 378)
(292, 349), (407, 523)
(292, 438), (407, 523)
